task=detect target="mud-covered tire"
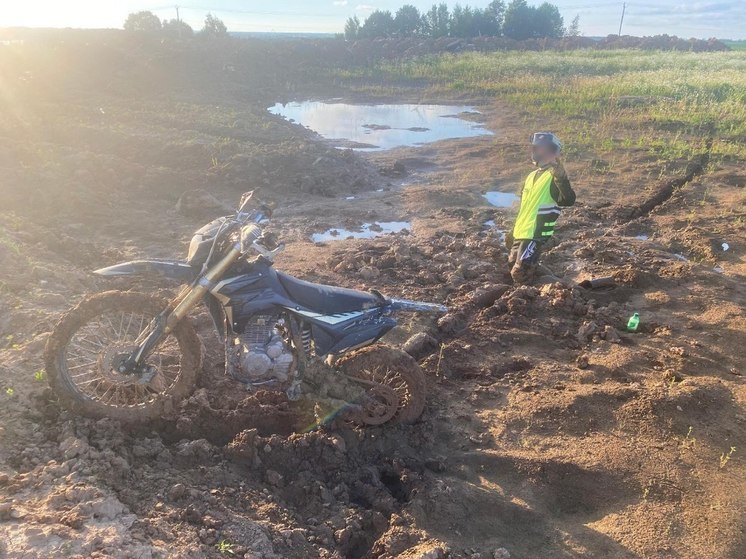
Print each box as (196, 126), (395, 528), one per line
(44, 291), (202, 424)
(337, 344), (426, 424)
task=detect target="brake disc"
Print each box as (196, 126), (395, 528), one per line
(97, 344), (156, 386)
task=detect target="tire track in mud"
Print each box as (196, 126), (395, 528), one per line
(612, 145), (711, 223)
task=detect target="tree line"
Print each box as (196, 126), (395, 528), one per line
(123, 11), (228, 38)
(345, 1), (580, 41)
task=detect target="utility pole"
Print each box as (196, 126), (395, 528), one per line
(174, 5), (182, 38)
(618, 2), (626, 36)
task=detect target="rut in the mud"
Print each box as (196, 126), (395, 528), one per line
(614, 148), (711, 222)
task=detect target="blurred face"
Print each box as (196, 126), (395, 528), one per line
(531, 143), (557, 166)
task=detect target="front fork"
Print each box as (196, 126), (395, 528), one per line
(122, 244), (243, 372)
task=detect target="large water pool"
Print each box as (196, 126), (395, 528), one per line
(268, 101), (493, 150)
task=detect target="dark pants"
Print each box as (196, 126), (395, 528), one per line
(508, 239), (543, 284)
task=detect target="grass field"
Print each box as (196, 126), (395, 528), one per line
(340, 50), (746, 161)
(724, 41), (746, 51)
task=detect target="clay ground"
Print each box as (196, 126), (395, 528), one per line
(0, 33), (744, 559)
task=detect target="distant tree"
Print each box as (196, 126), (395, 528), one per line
(447, 3), (498, 38)
(123, 11), (162, 33)
(567, 14), (580, 37)
(163, 18), (194, 37)
(394, 5), (423, 36)
(504, 0), (563, 39)
(503, 0), (533, 39)
(535, 2), (564, 38)
(424, 3), (450, 38)
(469, 5), (502, 36)
(354, 0), (559, 40)
(450, 7), (462, 37)
(360, 10), (396, 38)
(449, 4), (469, 37)
(344, 15), (361, 40)
(202, 13), (228, 37)
(486, 0), (506, 35)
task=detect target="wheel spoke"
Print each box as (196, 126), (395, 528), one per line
(68, 346), (101, 358)
(71, 372), (98, 380)
(76, 338), (106, 352)
(121, 313), (135, 341)
(116, 313), (126, 340)
(67, 361), (98, 371)
(98, 383), (114, 403)
(76, 377), (103, 387)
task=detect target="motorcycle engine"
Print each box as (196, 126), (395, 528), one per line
(232, 315), (295, 385)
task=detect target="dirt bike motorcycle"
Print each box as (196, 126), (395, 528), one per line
(44, 192), (446, 426)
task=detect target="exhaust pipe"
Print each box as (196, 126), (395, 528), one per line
(388, 298), (448, 314)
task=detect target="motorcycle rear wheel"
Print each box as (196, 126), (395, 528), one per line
(44, 291), (202, 424)
(337, 344), (426, 424)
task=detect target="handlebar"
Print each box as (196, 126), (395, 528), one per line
(240, 223), (263, 252)
(235, 198), (283, 260)
(238, 212), (284, 260)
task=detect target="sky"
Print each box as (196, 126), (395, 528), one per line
(2, 1), (745, 39)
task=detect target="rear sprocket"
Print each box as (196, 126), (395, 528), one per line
(336, 344), (426, 424)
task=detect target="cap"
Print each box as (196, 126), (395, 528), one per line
(530, 132), (562, 152)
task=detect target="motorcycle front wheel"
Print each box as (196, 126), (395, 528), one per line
(44, 291), (202, 424)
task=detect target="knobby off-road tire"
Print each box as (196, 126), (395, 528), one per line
(44, 291), (202, 424)
(337, 344), (426, 424)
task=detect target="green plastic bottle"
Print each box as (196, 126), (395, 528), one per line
(627, 312), (640, 332)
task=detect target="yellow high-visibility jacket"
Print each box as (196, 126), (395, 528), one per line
(513, 166), (575, 241)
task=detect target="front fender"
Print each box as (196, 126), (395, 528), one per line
(93, 260), (198, 283)
(94, 259), (225, 340)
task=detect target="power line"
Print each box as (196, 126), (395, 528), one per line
(618, 2), (626, 35)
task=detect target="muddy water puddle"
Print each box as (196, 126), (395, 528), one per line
(311, 221), (411, 243)
(483, 219), (506, 242)
(269, 101), (492, 150)
(484, 191), (519, 208)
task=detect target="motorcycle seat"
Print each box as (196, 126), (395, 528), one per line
(276, 271), (385, 314)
